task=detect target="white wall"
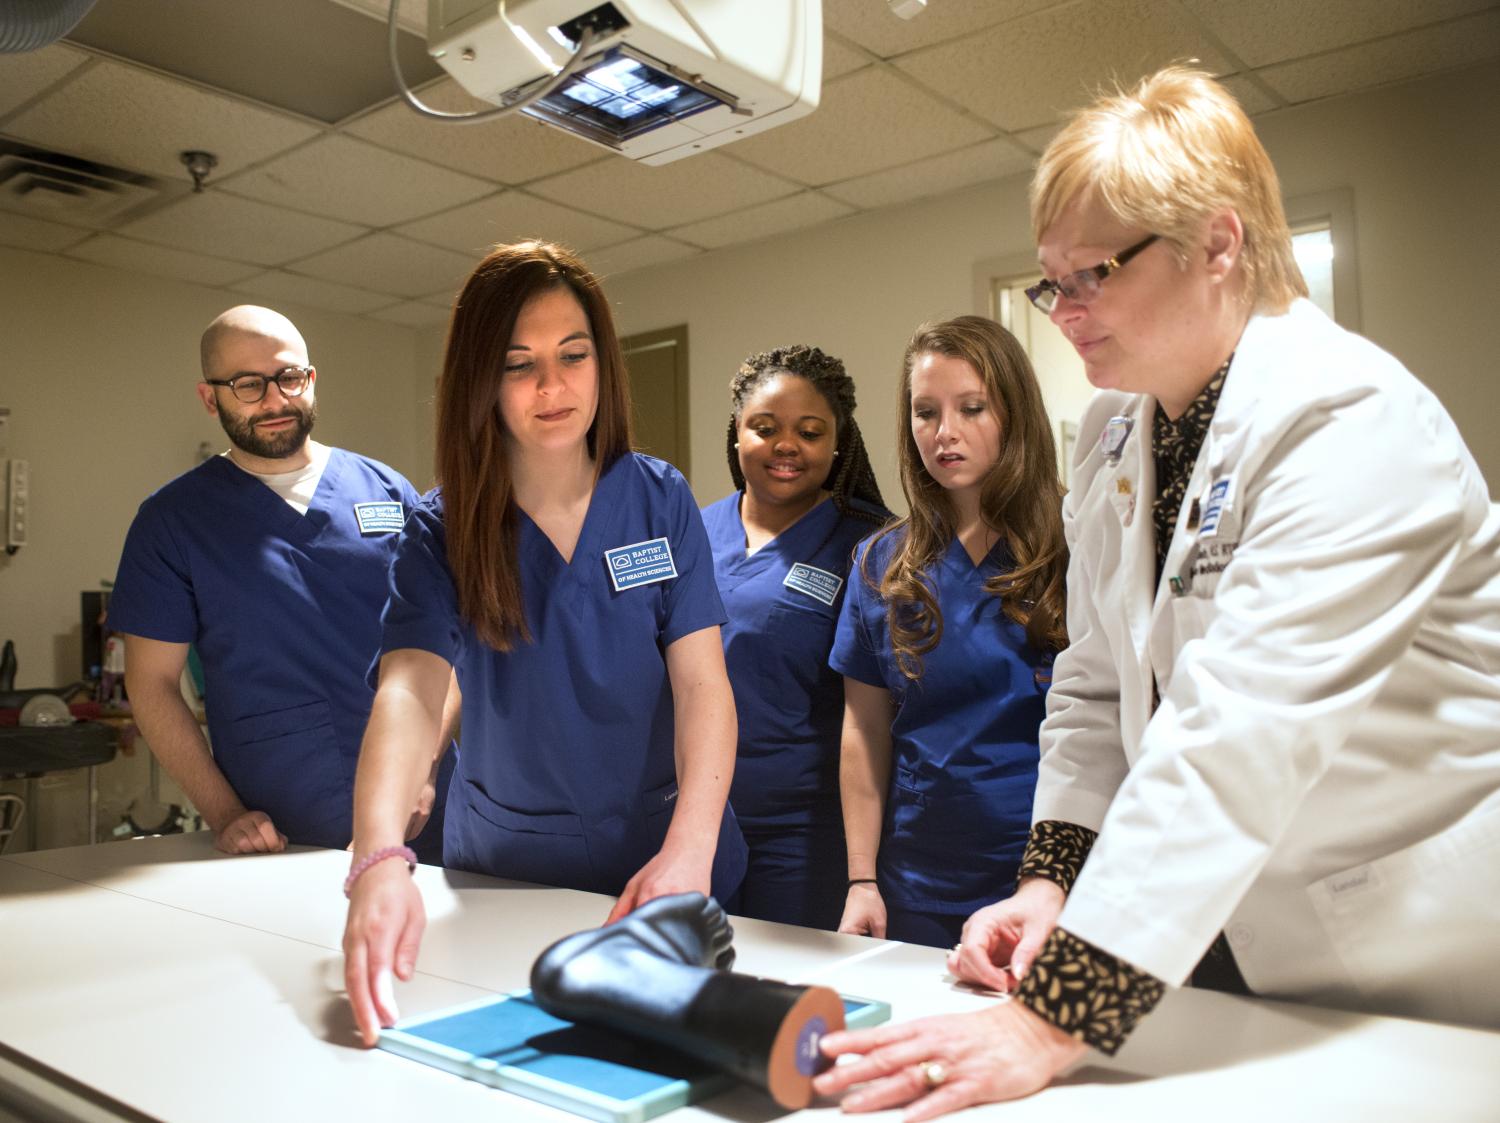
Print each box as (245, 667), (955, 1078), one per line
(603, 62), (1500, 513)
(0, 253), (436, 848)
(0, 250), (427, 690)
(1253, 64), (1499, 458)
(605, 172), (1034, 512)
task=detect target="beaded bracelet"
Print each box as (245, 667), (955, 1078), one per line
(344, 845), (418, 898)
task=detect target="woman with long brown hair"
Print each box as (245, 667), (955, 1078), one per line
(831, 315), (1067, 950)
(341, 241), (746, 1046)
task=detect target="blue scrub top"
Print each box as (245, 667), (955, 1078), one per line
(830, 528), (1047, 914)
(109, 450), (440, 851)
(380, 453), (747, 899)
(702, 493), (887, 827)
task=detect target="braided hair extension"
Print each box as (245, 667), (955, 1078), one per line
(724, 344), (885, 522)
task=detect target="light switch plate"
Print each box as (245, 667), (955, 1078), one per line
(6, 458), (28, 549)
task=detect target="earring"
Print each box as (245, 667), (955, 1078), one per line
(733, 442), (740, 449)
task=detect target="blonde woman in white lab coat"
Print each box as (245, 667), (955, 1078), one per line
(812, 66), (1500, 1121)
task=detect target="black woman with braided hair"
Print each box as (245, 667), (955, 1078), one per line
(700, 345), (890, 930)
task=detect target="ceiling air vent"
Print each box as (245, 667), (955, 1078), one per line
(0, 142), (166, 227)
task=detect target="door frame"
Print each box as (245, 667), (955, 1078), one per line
(620, 324), (691, 479)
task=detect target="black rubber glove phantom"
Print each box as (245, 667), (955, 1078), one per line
(530, 892), (844, 1108)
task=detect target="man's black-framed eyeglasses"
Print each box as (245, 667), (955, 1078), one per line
(204, 365), (313, 404)
(1025, 234), (1160, 314)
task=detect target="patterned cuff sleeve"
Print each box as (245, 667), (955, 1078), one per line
(1013, 926), (1166, 1056)
(1017, 820), (1098, 895)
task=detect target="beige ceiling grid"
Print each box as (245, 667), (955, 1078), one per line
(0, 0), (1495, 325)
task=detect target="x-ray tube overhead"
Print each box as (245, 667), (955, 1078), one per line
(425, 0), (822, 164)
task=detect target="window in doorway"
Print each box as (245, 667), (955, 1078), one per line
(1292, 222), (1335, 320)
(974, 251), (1090, 486)
(1286, 188), (1360, 332)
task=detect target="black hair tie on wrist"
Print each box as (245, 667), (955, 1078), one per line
(847, 878), (878, 888)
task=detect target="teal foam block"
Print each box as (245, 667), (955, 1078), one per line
(379, 989), (892, 1123)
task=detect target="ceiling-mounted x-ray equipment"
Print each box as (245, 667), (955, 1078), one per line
(391, 1), (821, 165)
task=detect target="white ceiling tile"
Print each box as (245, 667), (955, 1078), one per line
(288, 233), (477, 298)
(344, 78), (604, 183)
(528, 152), (800, 230)
(366, 300), (454, 327)
(330, 0), (427, 35)
(823, 33), (872, 80)
(118, 192), (366, 266)
(823, 137), (1034, 210)
(0, 3), (1483, 277)
(728, 67), (993, 186)
(1219, 73), (1283, 116)
(0, 211), (91, 253)
(824, 0), (1061, 59)
(65, 233), (261, 286)
(0, 43), (90, 120)
(66, 0), (444, 125)
(1181, 0), (1497, 68)
(895, 0), (1235, 131)
(1011, 122), (1063, 155)
(230, 270), (395, 314)
(1257, 11), (1500, 104)
(219, 134), (494, 227)
(394, 190), (641, 255)
(583, 236), (700, 279)
(4, 58), (320, 183)
(668, 192), (855, 250)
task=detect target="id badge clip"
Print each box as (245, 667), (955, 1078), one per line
(1168, 546), (1198, 597)
(1100, 415), (1134, 464)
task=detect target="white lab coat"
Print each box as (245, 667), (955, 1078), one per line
(1038, 299), (1500, 1029)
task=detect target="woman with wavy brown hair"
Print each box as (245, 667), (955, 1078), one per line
(341, 241), (746, 1046)
(830, 315), (1066, 949)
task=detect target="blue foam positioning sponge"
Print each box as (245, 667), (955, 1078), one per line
(379, 990), (891, 1123)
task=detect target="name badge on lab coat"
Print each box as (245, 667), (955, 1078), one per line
(1170, 475), (1240, 596)
(353, 501), (404, 535)
(1198, 476), (1236, 538)
(604, 537), (678, 592)
(783, 562), (843, 606)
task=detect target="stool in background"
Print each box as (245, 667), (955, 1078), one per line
(0, 792), (23, 854)
(0, 722), (117, 850)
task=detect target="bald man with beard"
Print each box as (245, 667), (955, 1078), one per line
(110, 306), (453, 858)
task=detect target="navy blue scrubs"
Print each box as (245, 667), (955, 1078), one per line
(702, 494), (887, 929)
(109, 450), (452, 857)
(830, 529), (1046, 947)
(380, 453), (747, 901)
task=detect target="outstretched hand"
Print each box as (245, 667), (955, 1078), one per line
(606, 842), (712, 924)
(342, 859), (425, 1047)
(813, 1000), (1086, 1121)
